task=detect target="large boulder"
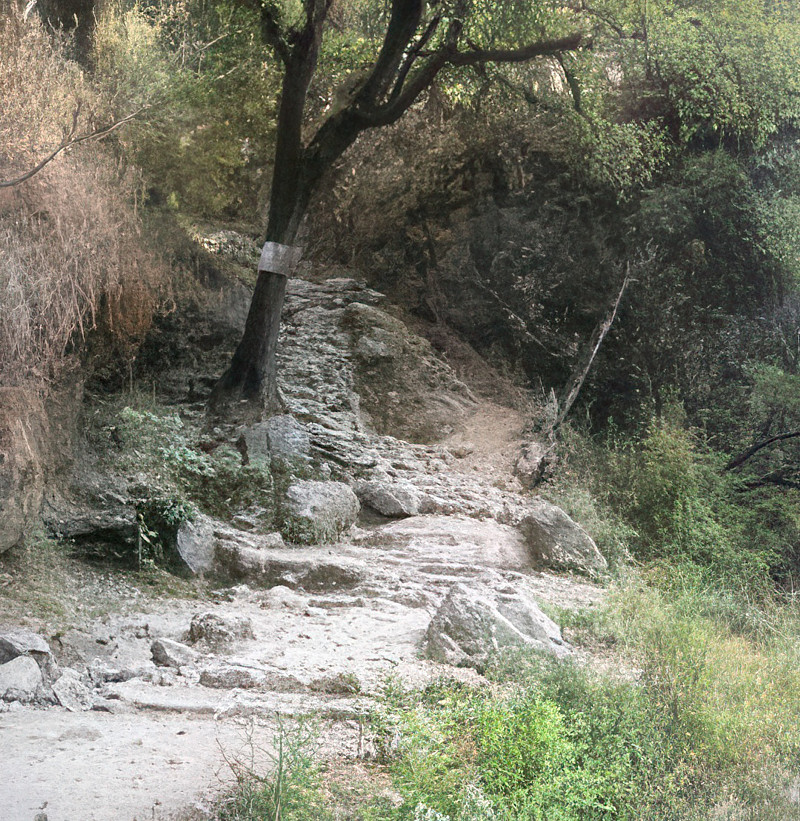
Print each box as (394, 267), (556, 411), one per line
(423, 583), (569, 668)
(283, 480), (360, 543)
(0, 656), (44, 702)
(517, 500), (607, 575)
(0, 627), (58, 682)
(0, 389), (45, 553)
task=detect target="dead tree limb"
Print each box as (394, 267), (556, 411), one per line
(516, 269), (631, 488)
(0, 106), (148, 190)
(553, 267), (631, 432)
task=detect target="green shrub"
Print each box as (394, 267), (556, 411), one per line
(115, 406), (275, 527)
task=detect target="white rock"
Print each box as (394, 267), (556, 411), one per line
(423, 583), (569, 668)
(283, 480), (360, 543)
(176, 514), (217, 575)
(518, 500), (607, 575)
(0, 656), (43, 702)
(188, 612), (254, 648)
(52, 668), (93, 711)
(151, 638), (201, 669)
(355, 479), (422, 517)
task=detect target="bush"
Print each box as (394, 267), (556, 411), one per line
(0, 9), (162, 387)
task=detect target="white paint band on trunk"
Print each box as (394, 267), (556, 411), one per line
(258, 241), (303, 276)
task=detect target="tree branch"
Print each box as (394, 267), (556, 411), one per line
(358, 0), (425, 105)
(739, 471), (800, 492)
(388, 14), (442, 103)
(725, 430), (800, 471)
(232, 0), (290, 63)
(449, 32), (589, 67)
(553, 268), (631, 431)
(0, 106), (148, 190)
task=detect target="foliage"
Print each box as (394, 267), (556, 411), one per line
(94, 0), (280, 218)
(114, 405), (275, 528)
(364, 569), (800, 820)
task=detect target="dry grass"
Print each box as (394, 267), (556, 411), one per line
(0, 6), (163, 386)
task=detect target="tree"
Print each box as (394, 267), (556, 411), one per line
(210, 0), (589, 417)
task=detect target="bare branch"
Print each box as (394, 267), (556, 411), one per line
(554, 268), (631, 431)
(0, 107), (149, 190)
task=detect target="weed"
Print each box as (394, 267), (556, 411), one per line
(217, 717), (330, 821)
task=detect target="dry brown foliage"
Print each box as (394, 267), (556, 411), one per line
(0, 6), (163, 387)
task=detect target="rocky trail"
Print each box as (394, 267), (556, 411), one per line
(0, 267), (607, 821)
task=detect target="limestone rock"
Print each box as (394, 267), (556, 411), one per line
(0, 627), (57, 681)
(283, 480), (360, 544)
(198, 663), (303, 692)
(176, 514), (217, 575)
(518, 500), (607, 575)
(151, 638), (201, 669)
(238, 415), (311, 466)
(215, 540), (365, 591)
(423, 583), (569, 668)
(260, 585), (309, 611)
(370, 515), (530, 571)
(0, 656), (44, 702)
(309, 671), (361, 694)
(199, 663), (268, 690)
(355, 479), (422, 518)
(188, 612), (255, 648)
(52, 668), (93, 711)
(515, 441), (556, 488)
(0, 627), (51, 663)
(342, 302), (478, 443)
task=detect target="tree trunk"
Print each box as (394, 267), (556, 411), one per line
(209, 41), (316, 418)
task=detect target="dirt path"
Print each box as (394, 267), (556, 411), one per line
(0, 278), (604, 821)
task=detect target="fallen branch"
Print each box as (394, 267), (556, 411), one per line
(0, 105), (149, 189)
(516, 268), (631, 488)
